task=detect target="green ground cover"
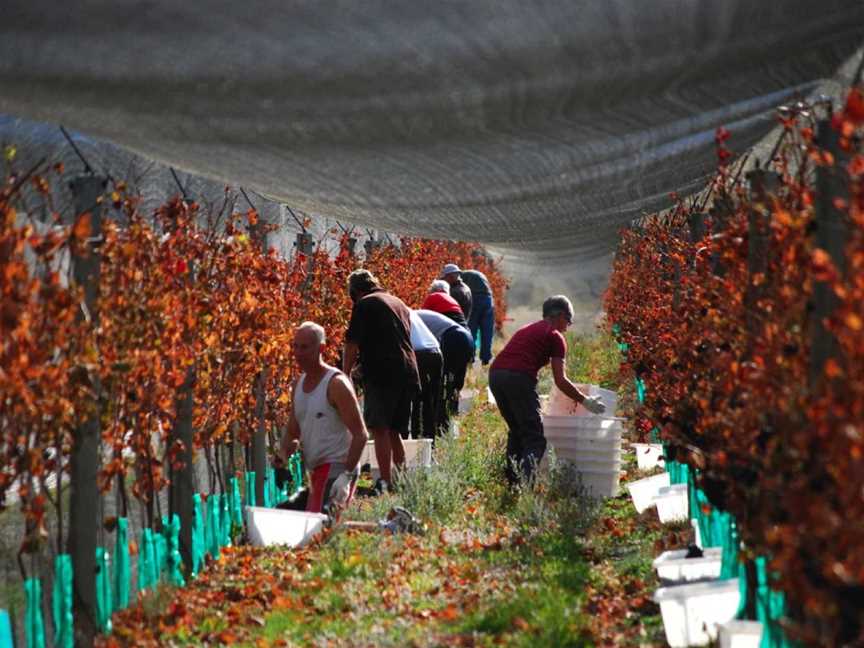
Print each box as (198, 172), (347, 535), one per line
(99, 331), (667, 647)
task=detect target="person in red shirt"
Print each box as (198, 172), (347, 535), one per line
(421, 280), (469, 328)
(489, 295), (605, 485)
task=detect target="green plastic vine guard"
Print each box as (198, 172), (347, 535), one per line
(0, 609), (13, 648)
(154, 525), (167, 580)
(137, 528), (157, 592)
(95, 547), (112, 634)
(717, 517), (748, 618)
(230, 477), (243, 527)
(24, 578), (44, 648)
(113, 518), (130, 612)
(277, 481), (289, 506)
(219, 494), (231, 547)
(262, 469), (273, 508)
(163, 514), (186, 587)
(245, 472), (256, 508)
(52, 554), (73, 648)
(266, 467), (277, 508)
(755, 557), (792, 648)
(206, 494), (221, 559)
(191, 493), (206, 578)
(96, 547), (112, 634)
(289, 454), (303, 495)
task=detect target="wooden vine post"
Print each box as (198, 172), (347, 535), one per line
(169, 331), (195, 572)
(68, 175), (106, 644)
(809, 118), (849, 388)
(251, 215), (270, 506)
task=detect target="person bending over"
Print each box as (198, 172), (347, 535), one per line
(343, 269), (420, 493)
(488, 296), (605, 485)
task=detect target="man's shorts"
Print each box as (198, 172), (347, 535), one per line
(363, 379), (416, 434)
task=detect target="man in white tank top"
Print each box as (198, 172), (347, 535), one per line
(278, 322), (368, 514)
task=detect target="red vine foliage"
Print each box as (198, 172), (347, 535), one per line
(605, 86), (864, 645)
(0, 165), (508, 569)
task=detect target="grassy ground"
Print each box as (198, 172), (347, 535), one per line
(96, 332), (668, 647)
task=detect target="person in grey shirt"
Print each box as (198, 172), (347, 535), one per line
(440, 263), (472, 320)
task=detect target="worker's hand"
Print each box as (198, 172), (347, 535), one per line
(582, 395), (606, 415)
(330, 471), (356, 509)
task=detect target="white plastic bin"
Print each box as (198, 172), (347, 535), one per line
(719, 620), (764, 648)
(458, 388), (477, 415)
(653, 548), (723, 584)
(246, 507), (328, 548)
(654, 579), (741, 647)
(631, 442), (665, 470)
(361, 438), (433, 478)
(627, 471), (671, 513)
(546, 384), (618, 417)
(577, 468), (621, 498)
(655, 484), (689, 523)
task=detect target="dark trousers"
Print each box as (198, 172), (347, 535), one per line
(488, 368), (546, 485)
(468, 293), (495, 364)
(439, 327), (475, 430)
(410, 349), (443, 439)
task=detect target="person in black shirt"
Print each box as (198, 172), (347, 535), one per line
(343, 269), (420, 492)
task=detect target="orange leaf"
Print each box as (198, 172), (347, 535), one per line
(72, 213), (92, 240)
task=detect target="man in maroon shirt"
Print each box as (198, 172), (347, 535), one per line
(489, 295), (605, 485)
(343, 269), (420, 493)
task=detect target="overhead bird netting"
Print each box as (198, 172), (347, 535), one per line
(1, 0), (863, 270)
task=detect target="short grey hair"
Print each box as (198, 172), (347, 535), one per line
(429, 279), (450, 294)
(296, 321), (326, 346)
(542, 295), (574, 321)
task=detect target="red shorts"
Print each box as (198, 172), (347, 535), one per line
(306, 463), (358, 513)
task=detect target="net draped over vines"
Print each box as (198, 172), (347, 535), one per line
(1, 1), (863, 267)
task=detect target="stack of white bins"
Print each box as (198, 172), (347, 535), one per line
(542, 385), (622, 498)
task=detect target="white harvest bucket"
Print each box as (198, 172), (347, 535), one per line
(627, 472), (671, 513)
(245, 507), (328, 548)
(457, 388), (477, 414)
(655, 484), (689, 523)
(577, 468), (621, 498)
(718, 620), (764, 648)
(631, 442), (665, 470)
(361, 438), (433, 479)
(653, 548), (723, 584)
(654, 579), (741, 647)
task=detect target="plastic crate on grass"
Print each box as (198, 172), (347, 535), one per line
(360, 438), (433, 480)
(457, 388), (477, 414)
(718, 620), (764, 648)
(655, 484), (689, 523)
(654, 578), (741, 647)
(245, 507), (328, 548)
(631, 442), (665, 470)
(626, 471), (670, 513)
(653, 548), (723, 584)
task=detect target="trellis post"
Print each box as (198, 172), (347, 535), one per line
(68, 175), (106, 644)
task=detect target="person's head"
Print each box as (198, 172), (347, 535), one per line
(542, 295), (574, 332)
(293, 321), (326, 369)
(347, 269), (381, 303)
(440, 263), (461, 286)
(428, 279), (450, 295)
